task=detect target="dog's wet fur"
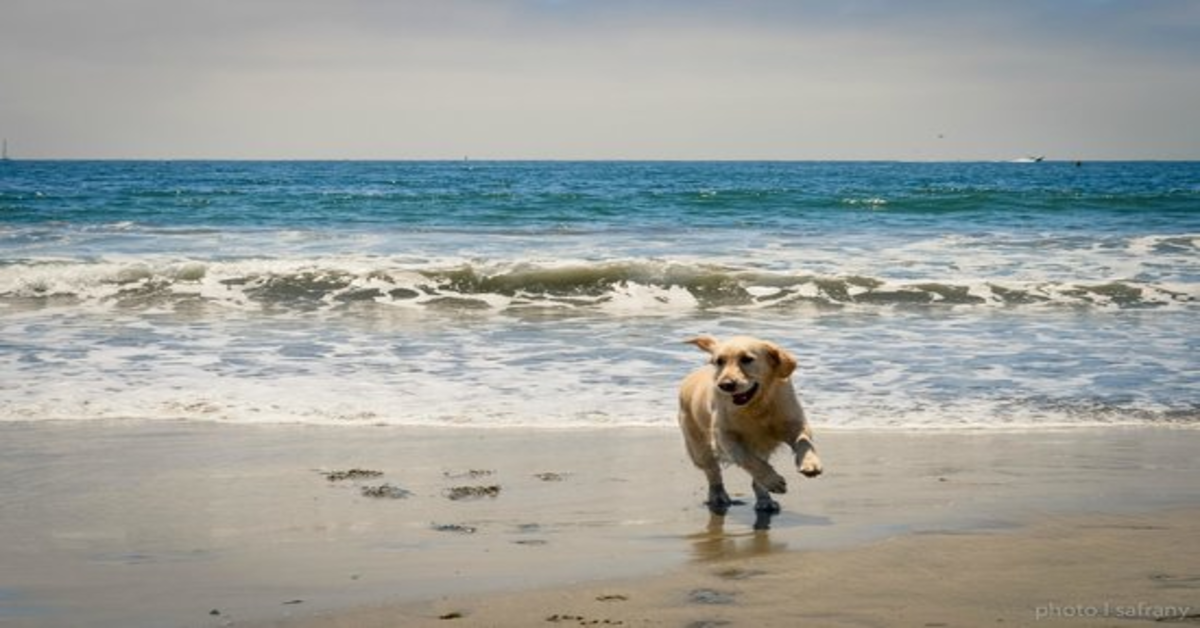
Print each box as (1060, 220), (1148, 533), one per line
(678, 335), (823, 514)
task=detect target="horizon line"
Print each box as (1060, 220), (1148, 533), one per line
(3, 156), (1197, 164)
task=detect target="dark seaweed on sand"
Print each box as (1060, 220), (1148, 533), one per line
(360, 483), (412, 499)
(444, 485), (501, 500)
(323, 468), (384, 482)
(431, 523), (477, 534)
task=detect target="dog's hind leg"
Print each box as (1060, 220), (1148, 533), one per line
(752, 481), (781, 513)
(718, 430), (787, 494)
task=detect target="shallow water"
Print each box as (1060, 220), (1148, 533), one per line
(1, 160), (1197, 428)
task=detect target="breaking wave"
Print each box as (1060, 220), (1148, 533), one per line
(2, 257), (1194, 315)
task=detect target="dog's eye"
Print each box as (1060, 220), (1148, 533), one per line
(739, 356), (755, 365)
(714, 357), (726, 367)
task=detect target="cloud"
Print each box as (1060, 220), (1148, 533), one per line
(1, 0), (1197, 158)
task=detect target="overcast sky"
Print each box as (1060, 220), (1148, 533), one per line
(2, 0), (1198, 160)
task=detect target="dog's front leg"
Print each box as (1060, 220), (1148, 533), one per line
(699, 461), (733, 514)
(706, 482), (733, 514)
(681, 418), (734, 513)
(792, 426), (823, 478)
(719, 430), (787, 494)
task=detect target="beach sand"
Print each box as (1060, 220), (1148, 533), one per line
(273, 507), (1200, 628)
(1, 422), (1199, 627)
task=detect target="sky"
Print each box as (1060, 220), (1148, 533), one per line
(2, 0), (1198, 160)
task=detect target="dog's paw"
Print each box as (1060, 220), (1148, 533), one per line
(706, 501), (730, 516)
(706, 485), (734, 514)
(798, 452), (823, 478)
(758, 471), (787, 494)
(754, 497), (781, 513)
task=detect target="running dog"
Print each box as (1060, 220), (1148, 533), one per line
(678, 335), (823, 513)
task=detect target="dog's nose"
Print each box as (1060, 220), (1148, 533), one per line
(717, 380), (738, 393)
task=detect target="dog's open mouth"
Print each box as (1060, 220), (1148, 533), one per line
(731, 383), (759, 406)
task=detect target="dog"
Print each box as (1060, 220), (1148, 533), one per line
(678, 335), (823, 514)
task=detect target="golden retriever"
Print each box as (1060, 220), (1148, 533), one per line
(678, 335), (823, 513)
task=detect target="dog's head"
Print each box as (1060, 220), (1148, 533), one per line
(685, 335), (797, 407)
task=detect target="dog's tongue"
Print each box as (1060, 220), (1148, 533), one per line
(732, 383), (759, 406)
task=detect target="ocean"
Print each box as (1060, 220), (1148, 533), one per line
(1, 160), (1197, 429)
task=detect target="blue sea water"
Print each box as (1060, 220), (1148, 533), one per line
(1, 160), (1197, 428)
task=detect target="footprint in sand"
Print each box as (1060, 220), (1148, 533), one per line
(687, 588), (737, 605)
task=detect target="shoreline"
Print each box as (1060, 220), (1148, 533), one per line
(1, 422), (1199, 627)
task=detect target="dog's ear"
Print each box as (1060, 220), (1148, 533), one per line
(765, 342), (797, 379)
(684, 335), (719, 355)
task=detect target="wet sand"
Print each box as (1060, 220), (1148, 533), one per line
(272, 507), (1200, 628)
(1, 422), (1199, 627)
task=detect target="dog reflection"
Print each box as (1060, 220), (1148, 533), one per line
(688, 509), (788, 562)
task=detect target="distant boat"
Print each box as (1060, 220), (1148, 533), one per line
(1010, 155), (1045, 163)
(1, 139), (9, 161)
